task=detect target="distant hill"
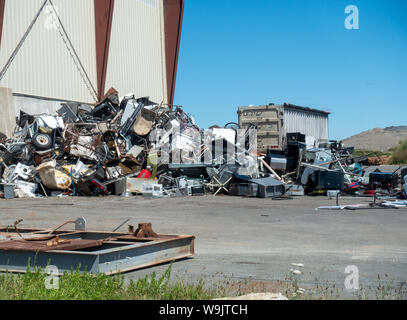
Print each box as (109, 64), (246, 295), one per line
(342, 126), (407, 152)
(383, 126), (407, 132)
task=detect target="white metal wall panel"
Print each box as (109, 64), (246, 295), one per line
(283, 108), (329, 144)
(105, 0), (167, 104)
(13, 95), (70, 117)
(0, 0), (97, 102)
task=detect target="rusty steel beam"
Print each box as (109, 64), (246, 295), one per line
(0, 226), (195, 274)
(164, 0), (184, 105)
(94, 0), (115, 101)
(0, 0), (5, 49)
(0, 239), (104, 252)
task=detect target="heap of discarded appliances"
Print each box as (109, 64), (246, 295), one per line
(0, 89), (406, 200)
(0, 88), (276, 199)
(279, 136), (407, 200)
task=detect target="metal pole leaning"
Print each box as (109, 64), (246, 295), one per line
(0, 0), (49, 81)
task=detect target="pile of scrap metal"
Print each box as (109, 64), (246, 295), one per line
(0, 88), (285, 199)
(276, 136), (407, 199)
(1, 89), (404, 200)
(0, 89), (153, 198)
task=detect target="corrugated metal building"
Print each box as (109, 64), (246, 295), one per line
(238, 103), (330, 150)
(0, 0), (183, 116)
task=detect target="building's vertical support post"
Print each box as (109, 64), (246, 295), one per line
(0, 0), (5, 49)
(94, 0), (115, 101)
(163, 0), (184, 106)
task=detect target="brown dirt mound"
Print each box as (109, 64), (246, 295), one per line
(343, 127), (407, 152)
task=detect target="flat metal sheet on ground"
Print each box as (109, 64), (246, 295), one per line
(0, 239), (104, 252)
(0, 227), (195, 274)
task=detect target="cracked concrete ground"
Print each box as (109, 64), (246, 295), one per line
(1, 195), (406, 298)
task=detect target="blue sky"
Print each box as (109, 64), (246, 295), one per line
(173, 0), (407, 140)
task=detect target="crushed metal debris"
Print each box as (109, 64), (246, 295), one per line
(0, 90), (406, 201)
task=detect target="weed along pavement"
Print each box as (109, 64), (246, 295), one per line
(1, 195), (406, 298)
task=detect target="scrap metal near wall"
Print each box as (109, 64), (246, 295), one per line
(0, 0), (183, 106)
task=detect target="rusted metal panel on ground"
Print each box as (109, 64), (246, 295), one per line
(0, 239), (104, 252)
(0, 225), (195, 274)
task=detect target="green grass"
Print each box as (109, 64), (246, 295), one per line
(0, 263), (220, 300)
(1, 262), (405, 300)
(389, 140), (407, 164)
(352, 149), (391, 157)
